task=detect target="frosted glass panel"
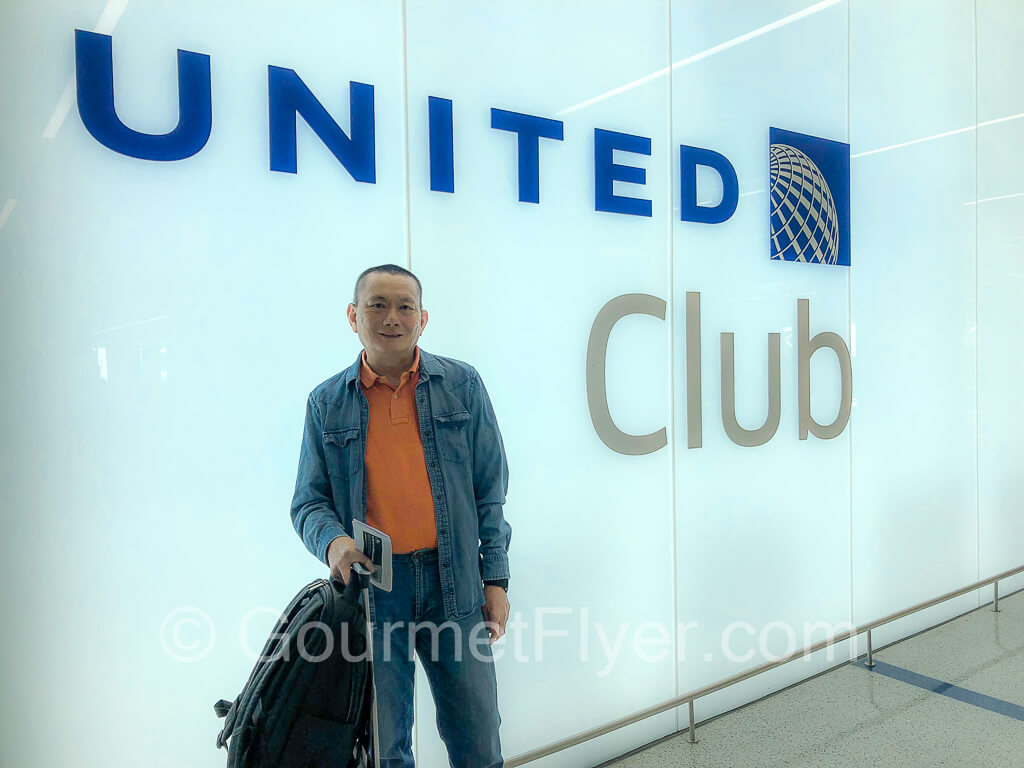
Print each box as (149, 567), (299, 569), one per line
(670, 0), (853, 724)
(977, 0), (1024, 597)
(0, 3), (409, 767)
(404, 1), (676, 764)
(849, 0), (979, 646)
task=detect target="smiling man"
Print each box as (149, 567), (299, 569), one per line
(290, 263), (511, 768)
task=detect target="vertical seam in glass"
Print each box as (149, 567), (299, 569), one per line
(399, 2), (419, 759)
(846, 0), (855, 638)
(401, 0), (413, 272)
(666, 0), (681, 734)
(974, 0), (981, 598)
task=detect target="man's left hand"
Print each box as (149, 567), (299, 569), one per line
(482, 585), (510, 644)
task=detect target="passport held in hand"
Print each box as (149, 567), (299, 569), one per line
(352, 519), (393, 592)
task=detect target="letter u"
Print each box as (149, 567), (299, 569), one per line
(75, 30), (212, 161)
(720, 333), (782, 447)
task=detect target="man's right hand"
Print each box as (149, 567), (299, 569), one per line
(327, 535), (375, 585)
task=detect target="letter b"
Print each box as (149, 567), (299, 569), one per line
(798, 299), (852, 440)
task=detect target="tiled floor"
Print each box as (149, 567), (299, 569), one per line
(604, 590), (1024, 768)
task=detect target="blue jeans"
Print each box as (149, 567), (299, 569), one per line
(368, 548), (503, 768)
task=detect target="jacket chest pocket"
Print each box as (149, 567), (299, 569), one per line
(322, 427), (361, 477)
(433, 410), (470, 463)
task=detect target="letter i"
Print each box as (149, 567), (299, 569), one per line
(428, 96), (454, 193)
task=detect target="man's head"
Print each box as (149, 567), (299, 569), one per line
(347, 264), (428, 366)
(352, 264), (422, 307)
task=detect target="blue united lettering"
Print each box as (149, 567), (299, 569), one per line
(74, 29), (739, 223)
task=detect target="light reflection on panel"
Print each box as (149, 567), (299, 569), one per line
(848, 0), (974, 152)
(977, 0), (1024, 597)
(849, 0), (979, 648)
(404, 2), (676, 765)
(670, 0), (853, 726)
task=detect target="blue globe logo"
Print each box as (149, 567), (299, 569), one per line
(769, 143), (839, 265)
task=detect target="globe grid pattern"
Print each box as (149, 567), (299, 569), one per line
(769, 143), (839, 264)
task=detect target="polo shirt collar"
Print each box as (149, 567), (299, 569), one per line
(359, 345), (420, 388)
(343, 345), (444, 388)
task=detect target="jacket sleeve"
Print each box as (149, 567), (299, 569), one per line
(290, 393), (348, 567)
(470, 369), (512, 582)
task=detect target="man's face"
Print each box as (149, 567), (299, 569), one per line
(347, 272), (428, 362)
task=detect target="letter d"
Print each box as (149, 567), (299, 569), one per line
(679, 145), (738, 224)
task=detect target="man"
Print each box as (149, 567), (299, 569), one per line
(290, 263), (511, 768)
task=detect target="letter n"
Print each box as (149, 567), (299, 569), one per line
(268, 68), (375, 182)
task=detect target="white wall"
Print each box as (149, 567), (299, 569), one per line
(0, 1), (1021, 767)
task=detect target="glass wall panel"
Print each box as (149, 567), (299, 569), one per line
(0, 2), (409, 766)
(404, 1), (676, 764)
(848, 0), (979, 646)
(977, 0), (1024, 597)
(670, 0), (854, 724)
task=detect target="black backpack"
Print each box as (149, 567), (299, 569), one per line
(214, 575), (374, 768)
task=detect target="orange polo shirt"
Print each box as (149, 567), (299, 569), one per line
(359, 346), (438, 554)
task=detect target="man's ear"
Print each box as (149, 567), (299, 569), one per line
(420, 308), (429, 331)
(347, 303), (358, 331)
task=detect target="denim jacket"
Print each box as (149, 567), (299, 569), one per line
(290, 347), (511, 621)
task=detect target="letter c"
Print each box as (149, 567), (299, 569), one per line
(586, 294), (667, 455)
